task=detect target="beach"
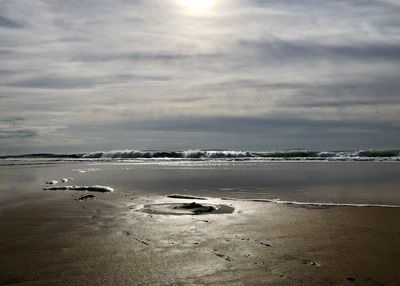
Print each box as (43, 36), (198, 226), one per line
(1, 161), (400, 285)
(1, 189), (399, 285)
(2, 0), (400, 284)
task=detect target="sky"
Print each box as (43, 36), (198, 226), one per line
(0, 0), (400, 154)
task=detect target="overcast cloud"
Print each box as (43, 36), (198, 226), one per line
(0, 0), (399, 154)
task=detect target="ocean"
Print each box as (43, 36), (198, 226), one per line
(1, 149), (400, 207)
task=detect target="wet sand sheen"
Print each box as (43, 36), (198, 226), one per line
(1, 191), (399, 285)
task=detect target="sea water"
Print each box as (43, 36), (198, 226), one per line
(1, 159), (400, 207)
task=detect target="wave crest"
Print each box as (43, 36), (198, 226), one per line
(2, 149), (400, 161)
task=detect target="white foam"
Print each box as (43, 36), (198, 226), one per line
(250, 198), (400, 208)
(43, 185), (114, 192)
(45, 180), (58, 185)
(72, 168), (101, 173)
(182, 150), (253, 158)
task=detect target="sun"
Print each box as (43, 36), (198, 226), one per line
(179, 0), (215, 14)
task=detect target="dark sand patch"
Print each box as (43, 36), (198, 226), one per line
(179, 202), (215, 213)
(139, 202), (234, 215)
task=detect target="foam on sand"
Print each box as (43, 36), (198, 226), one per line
(61, 177), (73, 183)
(72, 168), (101, 173)
(241, 198), (400, 208)
(43, 185), (114, 193)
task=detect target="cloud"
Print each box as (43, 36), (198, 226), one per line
(59, 115), (400, 151)
(72, 51), (221, 63)
(270, 77), (400, 108)
(379, 0), (400, 6)
(110, 115), (399, 134)
(0, 128), (37, 139)
(1, 116), (25, 123)
(6, 74), (171, 89)
(6, 76), (96, 89)
(239, 39), (400, 63)
(0, 14), (23, 28)
(0, 0), (399, 152)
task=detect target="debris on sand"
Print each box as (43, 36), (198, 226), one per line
(43, 185), (114, 193)
(45, 180), (58, 185)
(61, 177), (73, 183)
(167, 194), (207, 200)
(212, 250), (232, 262)
(302, 259), (321, 267)
(260, 242), (271, 247)
(139, 202), (234, 216)
(174, 202), (216, 214)
(77, 195), (96, 201)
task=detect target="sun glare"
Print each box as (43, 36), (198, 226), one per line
(180, 0), (215, 14)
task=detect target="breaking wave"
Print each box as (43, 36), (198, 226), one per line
(81, 150), (254, 159)
(1, 149), (400, 162)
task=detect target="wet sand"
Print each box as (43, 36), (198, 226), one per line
(1, 191), (400, 286)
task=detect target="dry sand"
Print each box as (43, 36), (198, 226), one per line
(1, 191), (399, 286)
